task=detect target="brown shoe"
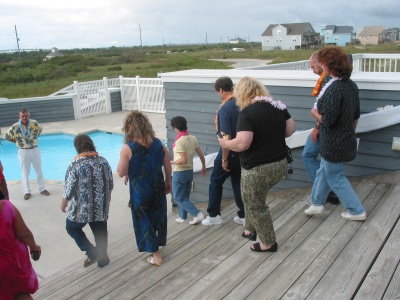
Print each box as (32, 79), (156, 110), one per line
(24, 193), (31, 200)
(40, 190), (50, 196)
(84, 256), (98, 268)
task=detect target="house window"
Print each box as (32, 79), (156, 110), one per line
(334, 36), (339, 41)
(292, 37), (297, 41)
(277, 29), (281, 34)
(326, 36), (330, 40)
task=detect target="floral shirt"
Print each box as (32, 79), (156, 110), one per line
(63, 156), (114, 223)
(4, 119), (42, 149)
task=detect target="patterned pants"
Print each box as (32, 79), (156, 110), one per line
(241, 158), (287, 245)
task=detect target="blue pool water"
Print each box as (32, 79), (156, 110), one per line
(0, 131), (124, 181)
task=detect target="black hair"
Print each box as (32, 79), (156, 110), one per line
(170, 116), (187, 131)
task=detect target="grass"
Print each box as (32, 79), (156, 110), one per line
(1, 43), (400, 99)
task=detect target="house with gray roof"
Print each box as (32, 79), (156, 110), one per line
(358, 26), (386, 45)
(319, 25), (356, 46)
(261, 22), (319, 51)
(44, 47), (64, 60)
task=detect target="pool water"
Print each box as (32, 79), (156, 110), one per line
(0, 131), (124, 181)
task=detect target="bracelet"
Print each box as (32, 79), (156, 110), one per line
(222, 158), (228, 163)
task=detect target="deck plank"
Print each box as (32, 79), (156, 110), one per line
(354, 207), (400, 299)
(281, 182), (390, 300)
(306, 184), (400, 299)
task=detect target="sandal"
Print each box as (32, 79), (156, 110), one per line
(147, 255), (162, 266)
(250, 242), (278, 252)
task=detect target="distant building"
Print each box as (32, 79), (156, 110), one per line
(230, 37), (246, 44)
(319, 25), (356, 46)
(358, 26), (385, 45)
(44, 47), (64, 60)
(261, 22), (319, 51)
(381, 28), (399, 43)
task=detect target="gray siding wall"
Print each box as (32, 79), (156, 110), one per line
(110, 90), (122, 112)
(165, 81), (400, 203)
(0, 97), (75, 127)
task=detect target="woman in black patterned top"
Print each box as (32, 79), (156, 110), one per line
(304, 46), (366, 221)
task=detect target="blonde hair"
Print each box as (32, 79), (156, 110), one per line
(122, 110), (155, 145)
(234, 77), (270, 110)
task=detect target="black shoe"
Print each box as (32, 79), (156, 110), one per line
(250, 242), (278, 252)
(98, 256), (110, 268)
(241, 231), (257, 241)
(326, 192), (340, 205)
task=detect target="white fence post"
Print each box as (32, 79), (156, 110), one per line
(136, 75), (141, 111)
(73, 81), (82, 119)
(119, 75), (125, 111)
(103, 77), (111, 113)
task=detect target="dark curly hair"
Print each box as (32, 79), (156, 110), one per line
(317, 46), (352, 80)
(74, 134), (96, 154)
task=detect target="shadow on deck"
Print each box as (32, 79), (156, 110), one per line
(35, 171), (400, 299)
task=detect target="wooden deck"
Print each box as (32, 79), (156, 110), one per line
(35, 171), (400, 300)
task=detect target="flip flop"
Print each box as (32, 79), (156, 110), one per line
(250, 242), (278, 252)
(147, 255), (162, 266)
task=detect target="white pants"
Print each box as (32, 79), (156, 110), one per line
(18, 147), (46, 194)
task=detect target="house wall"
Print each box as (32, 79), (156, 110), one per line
(359, 35), (380, 45)
(161, 69), (400, 203)
(262, 25), (301, 51)
(0, 97), (75, 127)
(323, 34), (352, 46)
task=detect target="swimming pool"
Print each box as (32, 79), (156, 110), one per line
(0, 131), (124, 181)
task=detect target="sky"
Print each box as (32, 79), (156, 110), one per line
(0, 0), (399, 50)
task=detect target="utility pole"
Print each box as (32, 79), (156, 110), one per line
(139, 25), (143, 54)
(14, 25), (21, 60)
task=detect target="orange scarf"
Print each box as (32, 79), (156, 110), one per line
(214, 96), (234, 132)
(311, 73), (326, 97)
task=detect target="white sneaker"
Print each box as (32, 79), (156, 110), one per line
(304, 205), (324, 215)
(341, 211), (367, 221)
(233, 216), (245, 225)
(189, 212), (204, 225)
(175, 218), (185, 223)
(201, 215), (223, 225)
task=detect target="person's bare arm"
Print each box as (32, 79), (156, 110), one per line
(14, 204), (41, 255)
(61, 198), (69, 212)
(285, 118), (297, 137)
(195, 146), (207, 177)
(171, 151), (187, 165)
(117, 144), (131, 178)
(162, 145), (172, 194)
(219, 131), (253, 152)
(353, 119), (359, 130)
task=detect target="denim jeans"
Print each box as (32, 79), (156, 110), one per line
(301, 134), (321, 182)
(311, 158), (365, 215)
(172, 169), (199, 219)
(207, 149), (244, 218)
(66, 219), (109, 262)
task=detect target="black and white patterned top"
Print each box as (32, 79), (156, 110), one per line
(317, 79), (360, 163)
(63, 156), (114, 223)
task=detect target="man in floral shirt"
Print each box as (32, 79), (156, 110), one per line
(4, 109), (50, 200)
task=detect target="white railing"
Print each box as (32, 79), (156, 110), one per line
(48, 76), (165, 119)
(120, 76), (165, 113)
(352, 53), (400, 72)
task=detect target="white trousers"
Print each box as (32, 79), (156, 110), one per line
(18, 147), (46, 194)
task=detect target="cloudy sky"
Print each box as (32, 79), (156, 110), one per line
(0, 0), (399, 50)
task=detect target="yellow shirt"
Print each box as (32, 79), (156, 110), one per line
(4, 119), (42, 149)
(173, 135), (198, 172)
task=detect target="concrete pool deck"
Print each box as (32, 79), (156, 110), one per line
(1, 111), (173, 279)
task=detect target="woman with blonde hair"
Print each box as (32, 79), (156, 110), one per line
(117, 110), (172, 266)
(219, 77), (296, 252)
